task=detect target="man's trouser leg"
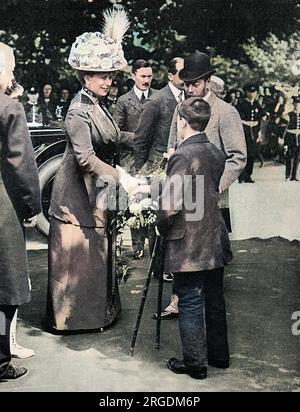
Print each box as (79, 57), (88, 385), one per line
(131, 228), (145, 254)
(204, 268), (229, 364)
(285, 146), (292, 179)
(243, 126), (256, 180)
(173, 272), (207, 369)
(246, 145), (255, 179)
(291, 147), (300, 179)
(0, 306), (17, 378)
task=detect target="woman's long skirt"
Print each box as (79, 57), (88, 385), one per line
(47, 217), (121, 331)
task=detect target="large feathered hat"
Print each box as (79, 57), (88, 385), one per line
(68, 8), (130, 72)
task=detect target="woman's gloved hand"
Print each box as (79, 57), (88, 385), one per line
(117, 165), (143, 197)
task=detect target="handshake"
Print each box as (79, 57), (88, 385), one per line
(117, 166), (150, 197)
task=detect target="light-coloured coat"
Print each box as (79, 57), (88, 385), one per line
(168, 92), (247, 208)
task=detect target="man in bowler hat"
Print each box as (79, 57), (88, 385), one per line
(168, 51), (246, 226)
(159, 51), (246, 327)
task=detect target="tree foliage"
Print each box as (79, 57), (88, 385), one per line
(242, 31), (300, 85)
(0, 0), (299, 92)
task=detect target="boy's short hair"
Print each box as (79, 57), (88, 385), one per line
(178, 97), (211, 132)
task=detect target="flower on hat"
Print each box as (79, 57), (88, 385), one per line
(80, 54), (91, 67)
(101, 57), (113, 70)
(91, 56), (102, 68)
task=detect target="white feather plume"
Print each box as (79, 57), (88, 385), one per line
(102, 8), (130, 45)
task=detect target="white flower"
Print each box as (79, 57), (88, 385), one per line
(139, 198), (152, 209)
(101, 57), (113, 70)
(96, 42), (110, 55)
(127, 216), (138, 227)
(80, 55), (90, 67)
(129, 203), (142, 215)
(91, 56), (101, 68)
(75, 43), (88, 56)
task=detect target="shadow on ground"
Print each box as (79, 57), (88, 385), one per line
(12, 237), (300, 391)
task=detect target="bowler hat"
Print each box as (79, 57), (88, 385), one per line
(179, 51), (216, 82)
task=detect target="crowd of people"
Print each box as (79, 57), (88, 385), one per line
(21, 83), (72, 124)
(0, 7), (299, 384)
(20, 64), (299, 185)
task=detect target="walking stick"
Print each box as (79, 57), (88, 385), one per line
(107, 149), (119, 302)
(129, 235), (163, 356)
(155, 238), (166, 350)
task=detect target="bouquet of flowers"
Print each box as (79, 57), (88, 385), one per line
(114, 158), (167, 283)
(126, 197), (157, 229)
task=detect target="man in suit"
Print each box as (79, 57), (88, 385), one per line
(114, 59), (156, 258)
(0, 42), (41, 381)
(134, 57), (184, 171)
(159, 51), (246, 324)
(139, 97), (232, 379)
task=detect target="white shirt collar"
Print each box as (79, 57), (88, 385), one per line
(168, 82), (183, 102)
(134, 85), (149, 100)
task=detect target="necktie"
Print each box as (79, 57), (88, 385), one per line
(177, 91), (183, 103)
(140, 93), (146, 104)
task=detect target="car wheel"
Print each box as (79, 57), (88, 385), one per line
(35, 155), (63, 237)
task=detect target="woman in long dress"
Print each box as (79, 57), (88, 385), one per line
(46, 9), (138, 332)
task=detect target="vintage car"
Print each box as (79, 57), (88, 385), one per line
(29, 124), (66, 237)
